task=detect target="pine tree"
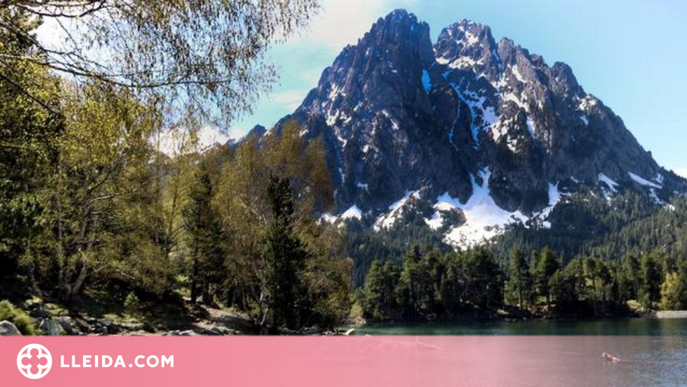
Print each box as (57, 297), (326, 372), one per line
(261, 174), (310, 331)
(533, 247), (560, 310)
(506, 250), (532, 310)
(397, 245), (430, 319)
(624, 254), (641, 300)
(640, 252), (662, 309)
(184, 164), (225, 304)
(363, 260), (399, 320)
(462, 248), (503, 311)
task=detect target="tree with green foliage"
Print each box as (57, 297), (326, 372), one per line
(397, 245), (429, 319)
(506, 250), (532, 310)
(623, 254), (641, 301)
(438, 253), (464, 315)
(0, 8), (62, 279)
(659, 272), (686, 311)
(260, 174), (310, 331)
(184, 159), (226, 304)
(214, 122), (336, 316)
(549, 258), (586, 316)
(532, 247), (560, 310)
(461, 248), (503, 311)
(583, 258), (613, 315)
(363, 260), (400, 320)
(422, 247), (446, 314)
(0, 0), (320, 125)
(21, 82), (167, 301)
(639, 252), (662, 310)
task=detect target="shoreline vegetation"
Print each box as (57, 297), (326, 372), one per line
(2, 291), (685, 337)
(358, 245), (687, 326)
(2, 237), (686, 336)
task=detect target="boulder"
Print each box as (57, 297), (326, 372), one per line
(165, 330), (198, 336)
(39, 318), (65, 336)
(119, 322), (144, 332)
(142, 322), (156, 333)
(57, 316), (77, 335)
(201, 326), (235, 336)
(97, 318), (119, 334)
(28, 305), (52, 320)
(0, 321), (22, 336)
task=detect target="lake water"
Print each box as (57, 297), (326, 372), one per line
(357, 317), (687, 336)
(353, 319), (687, 386)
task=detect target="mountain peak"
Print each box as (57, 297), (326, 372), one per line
(435, 19), (501, 80)
(384, 8), (416, 21)
(366, 9), (431, 50)
(273, 12), (687, 248)
(246, 124), (266, 139)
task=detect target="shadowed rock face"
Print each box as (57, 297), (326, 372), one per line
(268, 9), (686, 246)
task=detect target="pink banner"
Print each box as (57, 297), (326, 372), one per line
(1, 336), (682, 386)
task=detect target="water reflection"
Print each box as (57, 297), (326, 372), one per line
(358, 318), (687, 336)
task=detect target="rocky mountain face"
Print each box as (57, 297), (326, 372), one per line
(271, 10), (687, 248)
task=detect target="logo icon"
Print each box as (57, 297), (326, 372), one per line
(17, 344), (52, 380)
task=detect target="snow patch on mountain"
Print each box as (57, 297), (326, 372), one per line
(320, 204), (364, 225)
(511, 65), (527, 83)
(381, 110), (401, 130)
(464, 31), (479, 45)
(448, 82), (500, 147)
(341, 205), (363, 220)
(424, 211), (445, 230)
(374, 190), (421, 231)
(598, 173), (619, 192)
(526, 116), (536, 138)
(579, 95), (598, 111)
(535, 183), (562, 229)
(580, 115), (589, 126)
(628, 172), (662, 189)
(424, 192), (463, 231)
(442, 169), (528, 248)
(503, 92), (527, 111)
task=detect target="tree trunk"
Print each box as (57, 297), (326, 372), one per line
(190, 255), (199, 304)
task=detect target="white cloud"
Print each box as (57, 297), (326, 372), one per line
(674, 168), (687, 179)
(293, 0), (417, 52)
(272, 89), (307, 110)
(299, 68), (324, 86)
(155, 126), (245, 157)
(227, 127), (249, 141)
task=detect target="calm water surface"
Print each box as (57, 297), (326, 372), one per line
(357, 317), (687, 335)
(353, 319), (687, 386)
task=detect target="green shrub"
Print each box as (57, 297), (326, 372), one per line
(0, 300), (37, 335)
(124, 292), (140, 314)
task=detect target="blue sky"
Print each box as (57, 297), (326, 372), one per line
(241, 1), (686, 175)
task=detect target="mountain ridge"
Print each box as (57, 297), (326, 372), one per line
(264, 9), (687, 248)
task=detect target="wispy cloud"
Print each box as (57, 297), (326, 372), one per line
(293, 0), (418, 52)
(155, 126), (245, 157)
(299, 68), (324, 87)
(272, 90), (308, 110)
